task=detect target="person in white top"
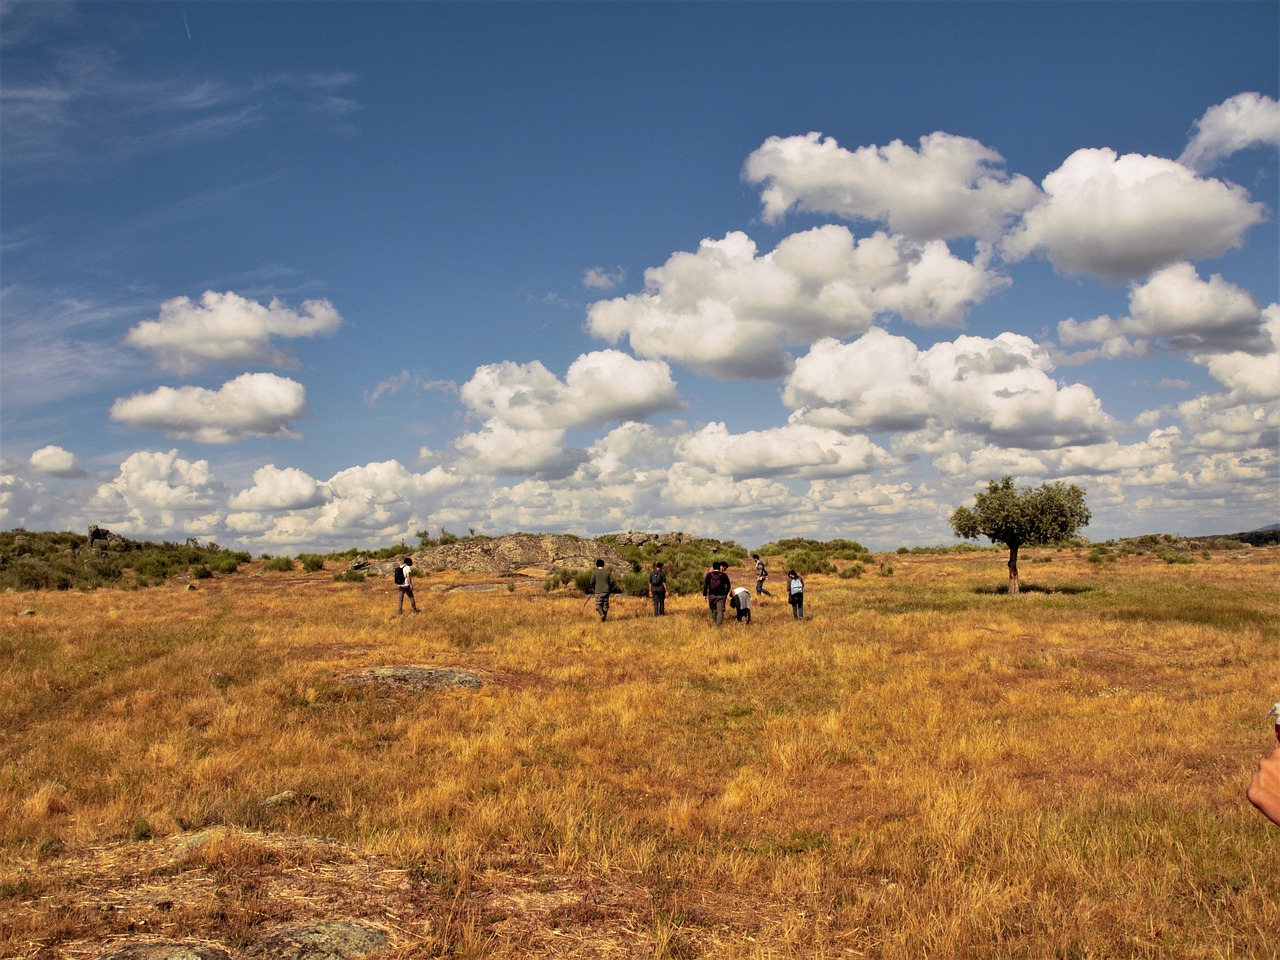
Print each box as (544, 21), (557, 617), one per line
(730, 585), (752, 625)
(395, 556), (419, 614)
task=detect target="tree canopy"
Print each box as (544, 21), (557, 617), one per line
(950, 476), (1090, 593)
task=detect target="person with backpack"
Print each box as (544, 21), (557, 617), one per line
(395, 556), (419, 614)
(702, 561), (732, 625)
(648, 561), (668, 616)
(786, 569), (804, 619)
(753, 554), (772, 596)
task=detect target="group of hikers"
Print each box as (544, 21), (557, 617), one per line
(393, 552), (807, 625)
(389, 552), (803, 627)
(593, 553), (805, 624)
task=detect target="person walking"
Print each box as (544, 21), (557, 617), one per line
(786, 569), (804, 619)
(730, 585), (752, 625)
(703, 561), (731, 625)
(753, 554), (773, 596)
(395, 556), (419, 614)
(648, 561), (668, 616)
(592, 558), (615, 622)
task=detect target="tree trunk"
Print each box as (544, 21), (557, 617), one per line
(1007, 542), (1020, 595)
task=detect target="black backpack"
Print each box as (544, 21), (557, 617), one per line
(394, 565), (405, 585)
(649, 570), (664, 587)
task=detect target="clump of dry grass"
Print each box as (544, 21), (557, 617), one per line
(2, 548), (1277, 957)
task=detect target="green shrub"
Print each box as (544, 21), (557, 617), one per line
(838, 562), (865, 579)
(668, 574), (699, 596)
(544, 569), (579, 592)
(786, 550), (832, 576)
(209, 555), (242, 574)
(264, 556), (294, 572)
(298, 553), (325, 572)
(618, 571), (651, 597)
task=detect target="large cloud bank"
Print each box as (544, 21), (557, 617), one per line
(4, 93), (1276, 551)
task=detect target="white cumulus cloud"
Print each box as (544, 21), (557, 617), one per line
(454, 421), (585, 478)
(786, 330), (1114, 449)
(109, 372), (309, 443)
(86, 449), (225, 539)
(575, 422), (679, 485)
(1179, 92), (1280, 173)
(676, 422), (893, 480)
(744, 130), (1038, 240)
(1002, 148), (1265, 281)
(459, 350), (680, 429)
(1193, 304), (1280, 403)
(227, 464), (330, 511)
(587, 226), (1006, 379)
(228, 459), (460, 547)
(124, 290), (342, 374)
(1057, 262), (1267, 355)
(28, 444), (86, 477)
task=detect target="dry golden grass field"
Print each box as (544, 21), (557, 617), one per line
(2, 546), (1278, 959)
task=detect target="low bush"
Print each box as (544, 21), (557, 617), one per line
(209, 555), (244, 574)
(785, 549), (833, 577)
(618, 571), (651, 597)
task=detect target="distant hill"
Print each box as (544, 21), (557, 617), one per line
(1222, 525), (1280, 547)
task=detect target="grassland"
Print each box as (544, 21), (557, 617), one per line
(2, 546), (1277, 958)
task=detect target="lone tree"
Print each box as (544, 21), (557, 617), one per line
(950, 476), (1090, 594)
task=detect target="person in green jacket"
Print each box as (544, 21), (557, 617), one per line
(592, 558), (615, 622)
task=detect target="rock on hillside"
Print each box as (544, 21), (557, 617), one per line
(412, 534), (629, 575)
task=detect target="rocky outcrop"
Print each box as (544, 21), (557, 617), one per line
(407, 534), (629, 575)
(98, 945), (230, 960)
(341, 667), (482, 690)
(96, 921), (389, 960)
(241, 920), (389, 959)
(87, 525), (131, 551)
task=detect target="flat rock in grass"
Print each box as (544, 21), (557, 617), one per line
(343, 666), (482, 690)
(242, 921), (389, 960)
(97, 944), (230, 960)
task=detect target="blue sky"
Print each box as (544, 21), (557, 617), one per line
(2, 1), (1277, 553)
